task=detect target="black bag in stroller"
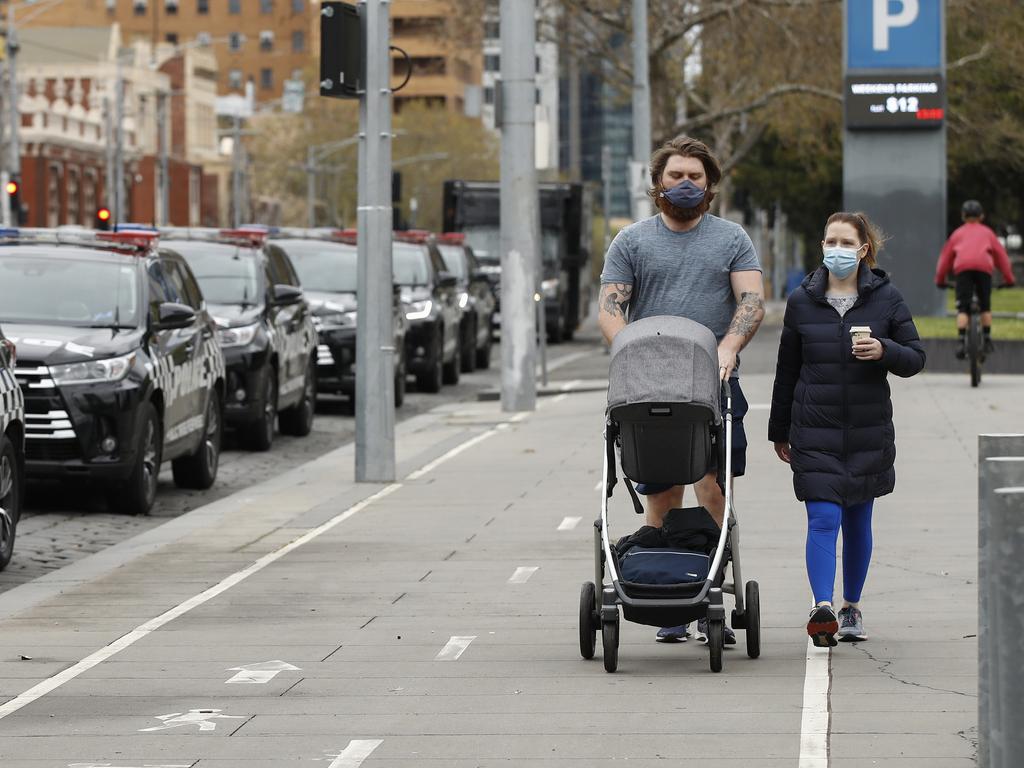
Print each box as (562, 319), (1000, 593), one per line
(578, 315), (762, 673)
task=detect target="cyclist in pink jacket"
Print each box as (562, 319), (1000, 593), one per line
(935, 200), (1016, 357)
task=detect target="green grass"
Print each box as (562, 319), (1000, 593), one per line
(915, 316), (1024, 340)
(944, 286), (1024, 314)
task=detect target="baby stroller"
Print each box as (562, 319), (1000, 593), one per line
(579, 315), (761, 673)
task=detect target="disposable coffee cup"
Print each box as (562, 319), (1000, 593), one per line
(850, 326), (872, 342)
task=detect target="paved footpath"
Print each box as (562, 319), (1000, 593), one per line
(0, 324), (1018, 767)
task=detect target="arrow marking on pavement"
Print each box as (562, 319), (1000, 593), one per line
(138, 708), (245, 732)
(225, 660), (301, 684)
(508, 566), (538, 584)
(558, 516), (582, 531)
(326, 739), (383, 767)
(435, 635), (476, 661)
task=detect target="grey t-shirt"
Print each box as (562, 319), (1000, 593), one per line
(601, 213), (762, 341)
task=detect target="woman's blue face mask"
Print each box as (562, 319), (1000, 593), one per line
(822, 246), (863, 279)
(660, 179), (706, 209)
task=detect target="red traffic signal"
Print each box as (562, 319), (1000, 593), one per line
(5, 181), (18, 196)
(95, 207), (112, 231)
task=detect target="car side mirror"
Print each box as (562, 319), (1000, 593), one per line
(155, 302), (196, 330)
(437, 271), (458, 289)
(272, 284), (304, 306)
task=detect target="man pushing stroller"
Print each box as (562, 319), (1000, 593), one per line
(598, 135), (766, 644)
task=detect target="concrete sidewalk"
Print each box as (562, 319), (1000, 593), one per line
(0, 339), (1017, 766)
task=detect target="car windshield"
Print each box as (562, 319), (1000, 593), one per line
(167, 241), (261, 306)
(393, 243), (431, 286)
(437, 244), (468, 279)
(463, 226), (560, 266)
(0, 250), (141, 328)
(278, 240), (357, 293)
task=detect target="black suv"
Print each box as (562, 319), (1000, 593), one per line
(268, 228), (408, 407)
(0, 328), (24, 570)
(394, 231), (463, 393)
(0, 227), (225, 515)
(436, 232), (496, 372)
(160, 228), (317, 451)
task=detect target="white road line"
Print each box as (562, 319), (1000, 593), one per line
(542, 350), (590, 374)
(0, 421), (511, 721)
(328, 739), (384, 768)
(435, 635), (476, 661)
(508, 566), (538, 584)
(798, 638), (832, 768)
(594, 480), (603, 491)
(558, 516), (582, 531)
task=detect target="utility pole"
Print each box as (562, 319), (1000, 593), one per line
(306, 144), (316, 227)
(114, 57), (126, 223)
(230, 114), (243, 227)
(499, 0), (538, 412)
(354, 0), (395, 481)
(5, 0), (20, 226)
(630, 0), (652, 221)
(157, 89), (170, 225)
(104, 92), (115, 216)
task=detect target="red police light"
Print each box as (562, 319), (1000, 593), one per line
(97, 208), (112, 222)
(5, 181), (18, 196)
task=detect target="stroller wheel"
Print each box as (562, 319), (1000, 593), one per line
(579, 582), (598, 659)
(707, 619), (724, 673)
(602, 614), (619, 673)
(745, 581), (761, 659)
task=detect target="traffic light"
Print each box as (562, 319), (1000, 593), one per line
(5, 179), (25, 225)
(95, 207), (112, 231)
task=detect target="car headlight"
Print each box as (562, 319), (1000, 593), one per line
(406, 299), (432, 320)
(50, 352), (135, 386)
(458, 292), (470, 309)
(217, 322), (260, 348)
(541, 278), (560, 299)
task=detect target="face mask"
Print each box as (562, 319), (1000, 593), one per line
(660, 179), (706, 210)
(822, 246), (862, 279)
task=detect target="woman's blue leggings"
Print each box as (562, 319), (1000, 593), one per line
(805, 500), (874, 605)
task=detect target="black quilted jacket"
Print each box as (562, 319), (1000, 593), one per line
(768, 263), (926, 506)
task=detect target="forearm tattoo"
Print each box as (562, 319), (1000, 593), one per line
(600, 283), (633, 319)
(727, 291), (765, 342)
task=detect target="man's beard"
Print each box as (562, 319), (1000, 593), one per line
(655, 190), (714, 223)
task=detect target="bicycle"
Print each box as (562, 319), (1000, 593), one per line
(941, 282), (1010, 388)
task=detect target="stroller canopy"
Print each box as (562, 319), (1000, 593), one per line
(607, 315), (721, 423)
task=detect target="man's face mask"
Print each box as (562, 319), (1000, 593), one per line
(660, 179), (706, 209)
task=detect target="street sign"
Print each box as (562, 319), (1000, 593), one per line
(282, 79), (305, 113)
(847, 0), (942, 70)
(320, 1), (363, 99)
(844, 72), (945, 129)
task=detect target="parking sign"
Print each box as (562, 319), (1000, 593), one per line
(847, 0), (942, 70)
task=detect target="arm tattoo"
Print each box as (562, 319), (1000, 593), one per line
(600, 283), (633, 319)
(726, 291), (765, 342)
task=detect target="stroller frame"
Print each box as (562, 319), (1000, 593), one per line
(580, 379), (761, 673)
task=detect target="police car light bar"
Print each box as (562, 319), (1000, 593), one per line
(437, 232), (465, 245)
(219, 227), (268, 246)
(394, 229), (433, 244)
(264, 227), (358, 244)
(0, 227), (157, 252)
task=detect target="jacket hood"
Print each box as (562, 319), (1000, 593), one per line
(1, 323), (143, 365)
(802, 261), (890, 303)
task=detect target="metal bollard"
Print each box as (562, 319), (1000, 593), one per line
(979, 433), (1024, 767)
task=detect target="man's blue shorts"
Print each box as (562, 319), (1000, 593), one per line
(634, 377), (749, 495)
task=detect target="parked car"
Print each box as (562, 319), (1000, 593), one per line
(0, 327), (24, 570)
(0, 227), (225, 515)
(436, 232), (496, 372)
(269, 228), (408, 407)
(160, 227), (317, 451)
(394, 231), (463, 393)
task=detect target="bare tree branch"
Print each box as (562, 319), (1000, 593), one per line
(948, 42), (992, 70)
(673, 83), (842, 134)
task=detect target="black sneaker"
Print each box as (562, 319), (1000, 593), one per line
(696, 618), (737, 645)
(655, 624), (690, 643)
(837, 606), (867, 642)
(983, 336), (994, 355)
(955, 340), (967, 360)
(807, 605), (839, 647)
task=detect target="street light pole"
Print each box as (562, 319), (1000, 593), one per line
(354, 0), (395, 481)
(114, 56), (126, 223)
(6, 0), (21, 225)
(630, 0), (652, 221)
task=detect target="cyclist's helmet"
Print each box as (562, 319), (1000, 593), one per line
(962, 199), (984, 218)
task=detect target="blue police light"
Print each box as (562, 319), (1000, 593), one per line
(114, 223), (159, 232)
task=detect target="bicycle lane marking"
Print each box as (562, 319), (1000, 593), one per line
(798, 639), (833, 768)
(0, 414), (529, 721)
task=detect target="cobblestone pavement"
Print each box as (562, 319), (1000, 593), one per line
(0, 336), (601, 593)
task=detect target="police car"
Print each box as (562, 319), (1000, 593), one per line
(160, 227), (317, 451)
(0, 328), (24, 570)
(268, 228), (408, 407)
(0, 227), (225, 516)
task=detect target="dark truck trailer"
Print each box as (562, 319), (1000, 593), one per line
(442, 179), (593, 343)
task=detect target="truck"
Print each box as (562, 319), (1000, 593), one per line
(442, 179), (594, 343)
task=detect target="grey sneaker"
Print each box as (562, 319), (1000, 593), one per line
(696, 618), (737, 645)
(655, 624), (690, 643)
(837, 606), (867, 642)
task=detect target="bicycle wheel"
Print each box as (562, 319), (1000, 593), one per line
(968, 313), (982, 387)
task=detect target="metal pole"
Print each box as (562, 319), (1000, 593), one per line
(601, 144), (612, 252)
(567, 48), (581, 182)
(104, 93), (115, 215)
(499, 0), (538, 412)
(306, 144), (316, 228)
(979, 435), (1024, 768)
(630, 0), (652, 221)
(6, 0), (20, 204)
(354, 0), (395, 481)
(157, 89), (170, 226)
(231, 114), (242, 228)
(114, 58), (125, 223)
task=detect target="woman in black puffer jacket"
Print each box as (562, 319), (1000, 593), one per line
(769, 212), (925, 648)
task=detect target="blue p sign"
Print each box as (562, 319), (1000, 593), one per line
(847, 0), (942, 70)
